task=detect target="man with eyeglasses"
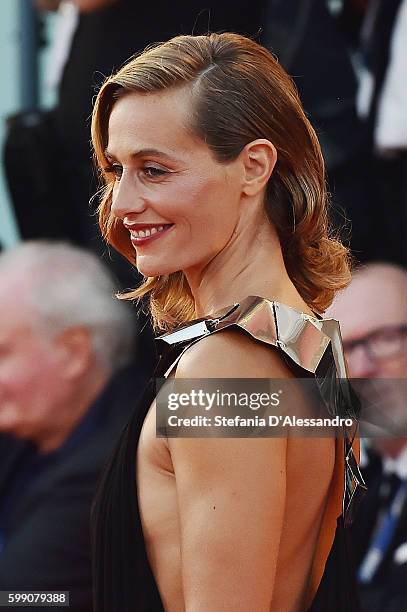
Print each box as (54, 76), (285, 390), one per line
(329, 261), (407, 612)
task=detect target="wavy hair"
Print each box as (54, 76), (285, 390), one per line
(91, 33), (351, 330)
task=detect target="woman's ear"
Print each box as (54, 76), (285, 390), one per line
(241, 139), (277, 197)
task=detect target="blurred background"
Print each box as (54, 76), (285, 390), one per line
(0, 2), (406, 611)
(1, 0), (406, 266)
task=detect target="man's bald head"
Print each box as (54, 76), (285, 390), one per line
(329, 264), (407, 457)
(329, 262), (407, 379)
(0, 241), (135, 452)
(330, 263), (407, 343)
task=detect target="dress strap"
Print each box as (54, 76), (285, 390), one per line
(156, 295), (366, 524)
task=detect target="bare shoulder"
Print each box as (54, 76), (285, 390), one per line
(176, 327), (294, 379)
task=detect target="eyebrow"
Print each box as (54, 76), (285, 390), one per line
(104, 148), (177, 162)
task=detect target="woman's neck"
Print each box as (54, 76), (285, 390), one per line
(185, 223), (313, 318)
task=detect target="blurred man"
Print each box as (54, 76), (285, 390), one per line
(329, 262), (407, 612)
(0, 241), (139, 612)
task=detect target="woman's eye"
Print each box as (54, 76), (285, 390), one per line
(143, 166), (168, 178)
(104, 164), (123, 181)
(104, 164), (168, 181)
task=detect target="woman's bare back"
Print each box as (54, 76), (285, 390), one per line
(137, 330), (336, 611)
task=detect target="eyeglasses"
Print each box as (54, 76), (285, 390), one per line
(342, 325), (407, 363)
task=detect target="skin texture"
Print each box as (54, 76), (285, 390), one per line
(108, 88), (336, 610)
(328, 264), (407, 379)
(328, 264), (407, 458)
(107, 89), (245, 281)
(137, 332), (334, 611)
(107, 88), (310, 317)
(0, 274), (108, 454)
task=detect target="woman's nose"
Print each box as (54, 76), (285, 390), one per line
(110, 175), (147, 219)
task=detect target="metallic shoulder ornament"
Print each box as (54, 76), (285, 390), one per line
(156, 295), (367, 524)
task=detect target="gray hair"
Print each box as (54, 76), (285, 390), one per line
(0, 241), (136, 371)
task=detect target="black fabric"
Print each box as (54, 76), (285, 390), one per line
(91, 378), (162, 612)
(309, 517), (360, 611)
(3, 110), (89, 244)
(361, 0), (403, 133)
(0, 363), (143, 612)
(266, 0), (365, 170)
(265, 0), (372, 261)
(356, 0), (407, 266)
(91, 337), (361, 611)
(352, 451), (407, 611)
(351, 451), (385, 569)
(91, 342), (183, 612)
(0, 443), (52, 548)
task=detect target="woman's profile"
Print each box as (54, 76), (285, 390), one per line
(91, 33), (363, 611)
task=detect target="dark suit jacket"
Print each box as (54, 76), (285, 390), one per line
(264, 0), (374, 259)
(0, 363), (145, 612)
(352, 451), (407, 612)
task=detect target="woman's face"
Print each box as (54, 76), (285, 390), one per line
(105, 88), (245, 277)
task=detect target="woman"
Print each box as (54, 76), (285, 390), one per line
(91, 33), (362, 611)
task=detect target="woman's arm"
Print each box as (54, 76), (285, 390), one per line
(169, 330), (291, 611)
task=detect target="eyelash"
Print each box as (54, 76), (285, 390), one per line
(103, 164), (168, 181)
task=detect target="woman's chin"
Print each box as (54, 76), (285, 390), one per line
(136, 259), (180, 277)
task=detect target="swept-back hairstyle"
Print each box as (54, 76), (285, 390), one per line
(92, 33), (351, 330)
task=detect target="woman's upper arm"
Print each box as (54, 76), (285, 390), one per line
(169, 331), (290, 611)
(169, 435), (286, 611)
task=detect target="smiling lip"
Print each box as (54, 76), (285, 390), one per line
(126, 223), (174, 247)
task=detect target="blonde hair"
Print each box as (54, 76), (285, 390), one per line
(92, 33), (351, 331)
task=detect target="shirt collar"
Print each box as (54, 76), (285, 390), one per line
(383, 444), (407, 480)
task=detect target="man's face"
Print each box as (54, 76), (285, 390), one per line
(331, 269), (407, 379)
(0, 293), (67, 444)
(329, 267), (407, 444)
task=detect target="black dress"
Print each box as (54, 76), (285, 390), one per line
(91, 297), (365, 611)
